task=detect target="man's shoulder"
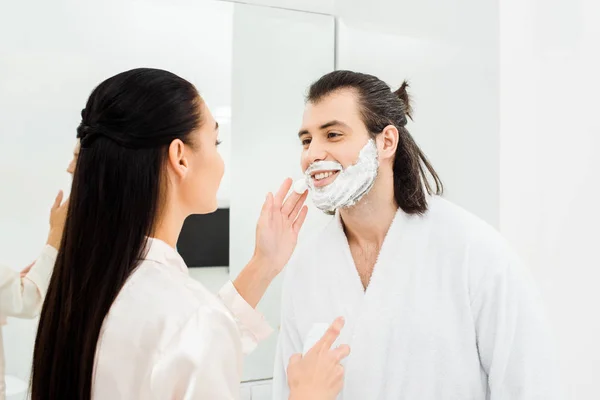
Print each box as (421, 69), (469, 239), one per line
(426, 196), (507, 249)
(427, 196), (522, 280)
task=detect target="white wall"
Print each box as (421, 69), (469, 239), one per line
(230, 3), (335, 381)
(500, 0), (600, 397)
(335, 0), (497, 48)
(218, 0), (334, 14)
(336, 16), (500, 227)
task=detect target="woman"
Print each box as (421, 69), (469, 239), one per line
(31, 68), (348, 399)
(0, 191), (67, 399)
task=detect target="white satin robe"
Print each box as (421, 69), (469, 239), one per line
(273, 196), (560, 400)
(0, 245), (57, 399)
(92, 238), (273, 399)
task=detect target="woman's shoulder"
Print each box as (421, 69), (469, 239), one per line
(94, 266), (240, 397)
(103, 260), (235, 352)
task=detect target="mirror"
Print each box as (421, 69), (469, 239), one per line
(0, 0), (334, 394)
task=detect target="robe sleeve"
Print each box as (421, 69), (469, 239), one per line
(150, 306), (243, 400)
(471, 251), (562, 399)
(217, 280), (274, 355)
(272, 282), (304, 400)
(0, 245), (57, 319)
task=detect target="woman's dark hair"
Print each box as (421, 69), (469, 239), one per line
(307, 70), (443, 214)
(31, 68), (203, 399)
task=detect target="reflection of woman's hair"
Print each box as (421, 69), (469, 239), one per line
(307, 70), (443, 215)
(31, 68), (203, 399)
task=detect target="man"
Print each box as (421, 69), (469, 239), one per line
(273, 71), (559, 399)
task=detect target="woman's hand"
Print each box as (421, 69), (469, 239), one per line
(288, 317), (350, 400)
(253, 178), (308, 276)
(233, 178), (308, 308)
(46, 190), (69, 249)
(20, 261), (35, 278)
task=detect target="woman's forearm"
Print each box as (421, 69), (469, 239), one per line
(46, 228), (62, 250)
(232, 255), (277, 309)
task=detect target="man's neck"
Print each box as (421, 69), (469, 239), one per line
(339, 177), (398, 247)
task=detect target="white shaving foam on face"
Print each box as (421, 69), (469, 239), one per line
(305, 139), (379, 213)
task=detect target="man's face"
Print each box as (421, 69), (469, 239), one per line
(298, 88), (372, 189)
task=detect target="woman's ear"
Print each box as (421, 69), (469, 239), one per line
(167, 139), (189, 179)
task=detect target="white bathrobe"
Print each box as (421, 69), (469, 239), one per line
(273, 196), (560, 400)
(0, 245), (57, 400)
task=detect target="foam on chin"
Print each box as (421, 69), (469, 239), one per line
(305, 139), (379, 213)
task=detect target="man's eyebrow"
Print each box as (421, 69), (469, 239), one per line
(298, 120), (350, 137)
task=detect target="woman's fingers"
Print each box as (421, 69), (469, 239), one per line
(20, 261), (35, 277)
(293, 206), (309, 234)
(289, 353), (302, 365)
(52, 190), (64, 210)
(331, 344), (351, 363)
(260, 192), (274, 222)
(273, 178), (293, 209)
(282, 189), (308, 219)
(312, 317), (345, 354)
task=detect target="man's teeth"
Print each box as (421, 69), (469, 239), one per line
(314, 171), (336, 180)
